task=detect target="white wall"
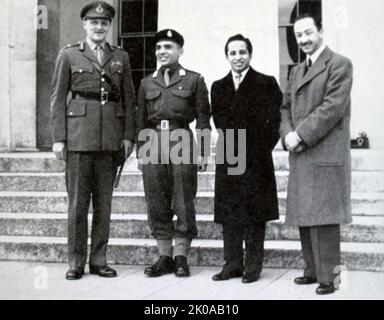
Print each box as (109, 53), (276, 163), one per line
(158, 0), (280, 90)
(323, 0), (384, 150)
(158, 0), (280, 147)
(0, 0), (11, 150)
(10, 0), (38, 150)
(0, 0), (37, 151)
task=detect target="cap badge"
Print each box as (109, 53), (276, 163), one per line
(167, 30), (173, 37)
(96, 4), (104, 13)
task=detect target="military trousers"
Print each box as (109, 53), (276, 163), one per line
(142, 162), (198, 241)
(222, 222), (266, 274)
(141, 128), (198, 241)
(66, 152), (117, 268)
(299, 224), (341, 283)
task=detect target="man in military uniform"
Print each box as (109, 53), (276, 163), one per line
(50, 1), (136, 280)
(136, 29), (211, 277)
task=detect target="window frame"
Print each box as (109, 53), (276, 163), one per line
(118, 0), (159, 92)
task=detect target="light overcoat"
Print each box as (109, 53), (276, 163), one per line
(280, 47), (353, 226)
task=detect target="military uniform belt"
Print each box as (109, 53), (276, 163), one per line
(148, 120), (189, 131)
(72, 91), (120, 103)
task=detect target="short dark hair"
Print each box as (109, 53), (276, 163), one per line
(293, 13), (323, 31)
(225, 34), (253, 56)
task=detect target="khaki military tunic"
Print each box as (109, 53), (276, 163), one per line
(136, 64), (211, 240)
(51, 41), (136, 150)
(50, 41), (136, 267)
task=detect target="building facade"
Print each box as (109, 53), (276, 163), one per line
(1, 0), (383, 157)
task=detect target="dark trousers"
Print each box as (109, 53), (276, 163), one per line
(222, 223), (266, 274)
(66, 152), (117, 268)
(142, 162), (198, 240)
(299, 224), (341, 283)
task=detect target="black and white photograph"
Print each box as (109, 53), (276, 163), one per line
(0, 0), (383, 305)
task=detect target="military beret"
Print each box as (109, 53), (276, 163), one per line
(80, 1), (115, 20)
(154, 29), (184, 47)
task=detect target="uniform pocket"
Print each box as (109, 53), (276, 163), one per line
(110, 65), (124, 75)
(172, 89), (192, 98)
(66, 100), (86, 117)
(71, 65), (93, 75)
(145, 90), (161, 100)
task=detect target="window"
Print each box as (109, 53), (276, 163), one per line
(278, 0), (322, 89)
(119, 0), (159, 92)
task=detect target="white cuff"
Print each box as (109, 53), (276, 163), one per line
(293, 131), (302, 142)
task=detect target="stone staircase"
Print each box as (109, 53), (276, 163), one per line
(0, 150), (383, 271)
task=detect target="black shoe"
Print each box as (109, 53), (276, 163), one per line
(242, 272), (260, 284)
(316, 283), (335, 295)
(174, 256), (190, 277)
(144, 256), (175, 277)
(212, 268), (243, 281)
(89, 265), (117, 278)
(66, 267), (84, 280)
(294, 276), (317, 285)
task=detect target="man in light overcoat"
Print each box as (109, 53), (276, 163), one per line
(280, 13), (353, 295)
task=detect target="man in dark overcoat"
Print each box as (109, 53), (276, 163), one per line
(211, 34), (282, 283)
(280, 13), (353, 295)
(50, 1), (136, 280)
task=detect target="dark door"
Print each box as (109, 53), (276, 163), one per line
(36, 0), (60, 150)
(36, 0), (101, 149)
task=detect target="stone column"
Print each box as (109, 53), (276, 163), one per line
(0, 1), (12, 151)
(0, 0), (38, 152)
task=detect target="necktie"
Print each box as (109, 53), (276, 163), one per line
(96, 46), (103, 65)
(304, 58), (312, 75)
(234, 73), (242, 90)
(164, 68), (171, 86)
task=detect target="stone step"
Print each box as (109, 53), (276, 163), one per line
(1, 171), (384, 193)
(0, 236), (383, 271)
(0, 191), (383, 216)
(0, 213), (383, 243)
(1, 150), (384, 172)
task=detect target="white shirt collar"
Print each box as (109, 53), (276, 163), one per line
(231, 67), (250, 83)
(307, 44), (326, 65)
(86, 38), (106, 51)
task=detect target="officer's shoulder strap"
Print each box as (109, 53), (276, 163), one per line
(183, 68), (193, 74)
(180, 67), (199, 76)
(148, 70), (159, 79)
(108, 43), (124, 52)
(62, 42), (84, 51)
(181, 68), (204, 81)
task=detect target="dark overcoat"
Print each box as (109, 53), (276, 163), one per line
(280, 47), (353, 227)
(211, 68), (282, 226)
